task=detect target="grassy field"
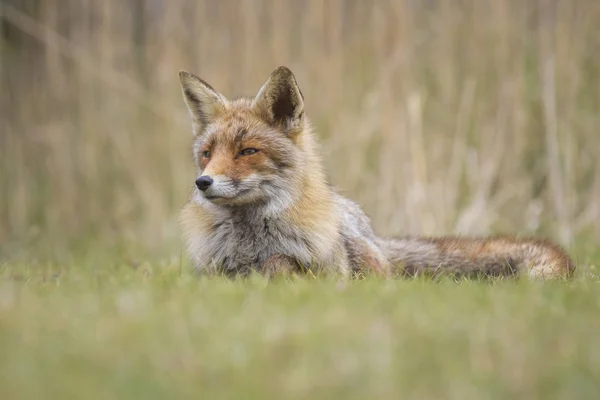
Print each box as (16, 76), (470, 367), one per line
(1, 259), (599, 399)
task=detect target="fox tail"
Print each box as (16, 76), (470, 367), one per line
(376, 235), (575, 279)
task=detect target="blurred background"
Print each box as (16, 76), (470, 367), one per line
(1, 0), (599, 263)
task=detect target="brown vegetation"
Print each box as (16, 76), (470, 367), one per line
(1, 0), (599, 258)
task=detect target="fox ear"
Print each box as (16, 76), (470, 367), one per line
(179, 71), (227, 132)
(253, 66), (304, 134)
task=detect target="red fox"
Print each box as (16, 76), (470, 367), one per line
(178, 66), (575, 279)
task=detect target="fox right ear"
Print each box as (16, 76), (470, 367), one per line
(253, 66), (304, 135)
(179, 71), (228, 131)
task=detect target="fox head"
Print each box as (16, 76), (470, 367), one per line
(179, 66), (308, 209)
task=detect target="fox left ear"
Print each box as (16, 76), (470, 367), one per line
(179, 70), (228, 134)
(253, 66), (304, 134)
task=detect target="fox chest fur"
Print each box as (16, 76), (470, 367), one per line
(194, 209), (313, 274)
(180, 195), (347, 276)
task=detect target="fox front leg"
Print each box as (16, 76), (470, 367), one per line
(261, 254), (302, 279)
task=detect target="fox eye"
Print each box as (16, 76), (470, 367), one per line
(239, 148), (259, 156)
(201, 150), (211, 158)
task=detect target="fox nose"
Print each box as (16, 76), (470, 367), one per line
(195, 176), (214, 191)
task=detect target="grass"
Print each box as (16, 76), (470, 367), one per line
(1, 260), (600, 399)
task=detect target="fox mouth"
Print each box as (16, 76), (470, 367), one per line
(203, 189), (251, 202)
